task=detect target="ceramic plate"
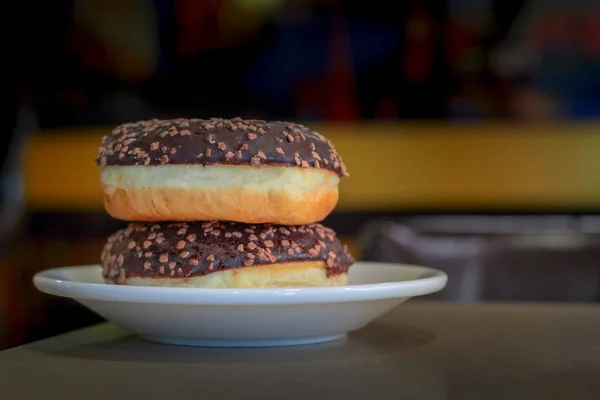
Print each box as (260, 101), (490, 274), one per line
(33, 262), (447, 347)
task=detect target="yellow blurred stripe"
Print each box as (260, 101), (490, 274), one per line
(24, 122), (600, 211)
(26, 127), (106, 211)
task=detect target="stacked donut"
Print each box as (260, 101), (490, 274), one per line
(95, 118), (354, 288)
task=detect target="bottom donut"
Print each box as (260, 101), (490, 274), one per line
(105, 261), (347, 288)
(101, 221), (354, 288)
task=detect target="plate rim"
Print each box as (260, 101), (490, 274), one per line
(33, 262), (447, 305)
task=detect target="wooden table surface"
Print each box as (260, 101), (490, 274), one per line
(1, 301), (599, 399)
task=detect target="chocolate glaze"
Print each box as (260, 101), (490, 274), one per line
(101, 221), (354, 284)
(95, 117), (348, 177)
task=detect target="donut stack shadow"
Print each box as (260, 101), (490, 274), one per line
(96, 117), (354, 288)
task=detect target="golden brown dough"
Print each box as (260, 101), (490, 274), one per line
(101, 165), (339, 224)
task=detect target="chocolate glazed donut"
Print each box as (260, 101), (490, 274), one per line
(96, 118), (349, 225)
(101, 221), (355, 288)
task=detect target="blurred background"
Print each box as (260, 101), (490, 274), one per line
(2, 0), (600, 349)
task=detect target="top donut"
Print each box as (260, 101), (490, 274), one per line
(96, 118), (349, 225)
(96, 117), (348, 176)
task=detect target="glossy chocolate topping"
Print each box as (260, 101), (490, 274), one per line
(96, 117), (348, 177)
(101, 221), (354, 284)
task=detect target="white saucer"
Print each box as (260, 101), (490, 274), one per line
(33, 262), (447, 347)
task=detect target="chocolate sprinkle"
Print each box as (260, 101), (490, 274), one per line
(96, 118), (348, 177)
(101, 221), (354, 283)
